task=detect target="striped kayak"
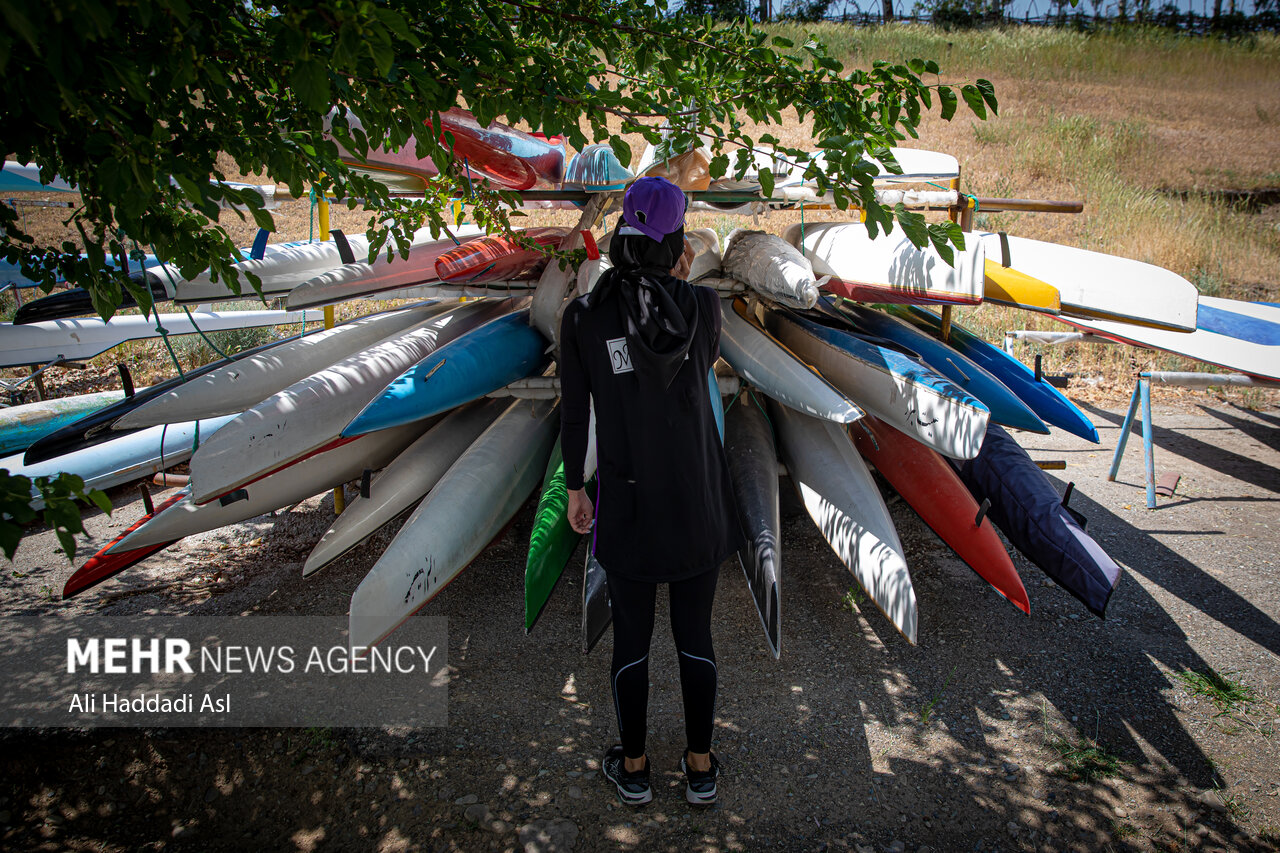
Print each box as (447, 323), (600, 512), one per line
(0, 390), (126, 456)
(724, 388), (783, 657)
(883, 304), (1100, 444)
(771, 400), (917, 644)
(718, 298), (862, 425)
(435, 228), (569, 284)
(348, 398), (559, 649)
(834, 300), (1048, 434)
(284, 226), (484, 309)
(849, 415), (1029, 614)
(342, 307), (546, 437)
(115, 304), (452, 429)
(785, 221), (985, 307)
(188, 300), (507, 504)
(303, 399), (506, 577)
(763, 305), (989, 460)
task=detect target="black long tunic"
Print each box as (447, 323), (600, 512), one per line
(559, 283), (743, 582)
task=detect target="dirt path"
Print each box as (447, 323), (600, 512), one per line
(1, 401), (1278, 852)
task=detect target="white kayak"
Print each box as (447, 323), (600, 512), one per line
(719, 298), (862, 424)
(685, 228), (723, 282)
(114, 304), (452, 429)
(105, 421), (429, 551)
(0, 310), (323, 369)
(763, 304), (989, 460)
(785, 221), (985, 306)
(161, 227), (448, 304)
(187, 299), (510, 504)
(302, 399), (507, 576)
(1056, 296), (1280, 381)
(723, 229), (819, 309)
(348, 398), (559, 650)
(978, 231), (1198, 332)
(284, 225), (485, 309)
(769, 400), (917, 643)
(3, 414), (237, 506)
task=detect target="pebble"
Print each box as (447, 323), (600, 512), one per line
(171, 823), (193, 839)
(204, 787), (218, 803)
(1196, 791), (1228, 813)
(568, 786), (583, 800)
(517, 818), (580, 852)
(496, 763), (507, 772)
(582, 771), (597, 781)
(1114, 807), (1128, 818)
(567, 770), (582, 779)
(455, 794), (478, 805)
(888, 841), (905, 853)
(464, 803), (491, 824)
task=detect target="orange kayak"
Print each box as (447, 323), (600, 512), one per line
(849, 415), (1030, 614)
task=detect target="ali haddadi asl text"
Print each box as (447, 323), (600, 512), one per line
(67, 692), (230, 714)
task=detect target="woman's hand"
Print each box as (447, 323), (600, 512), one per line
(567, 488), (594, 534)
(671, 238), (695, 280)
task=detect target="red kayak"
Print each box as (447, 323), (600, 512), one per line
(849, 415), (1030, 614)
(435, 227), (569, 284)
(62, 490), (186, 599)
(333, 108), (566, 192)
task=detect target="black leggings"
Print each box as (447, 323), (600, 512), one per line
(606, 566), (719, 761)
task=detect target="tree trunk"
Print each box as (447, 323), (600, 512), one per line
(1212, 0), (1223, 19)
(758, 0), (771, 21)
(882, 0), (895, 21)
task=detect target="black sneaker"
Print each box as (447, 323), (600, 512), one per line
(680, 750), (720, 805)
(602, 745), (652, 805)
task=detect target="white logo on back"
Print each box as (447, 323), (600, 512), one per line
(606, 337), (633, 374)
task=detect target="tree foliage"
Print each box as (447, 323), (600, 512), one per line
(1, 0), (993, 306)
(0, 0), (994, 559)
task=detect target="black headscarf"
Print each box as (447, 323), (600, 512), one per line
(587, 227), (700, 390)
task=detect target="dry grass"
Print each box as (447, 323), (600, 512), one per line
(5, 24), (1279, 407)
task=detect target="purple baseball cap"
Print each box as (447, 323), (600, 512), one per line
(621, 176), (687, 242)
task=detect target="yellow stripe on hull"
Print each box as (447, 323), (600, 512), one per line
(984, 260), (1061, 312)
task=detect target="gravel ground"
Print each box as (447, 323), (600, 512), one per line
(1, 400), (1278, 852)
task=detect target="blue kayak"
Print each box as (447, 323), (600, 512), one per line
(833, 299), (1049, 434)
(883, 304), (1099, 444)
(951, 424), (1121, 618)
(564, 144), (634, 192)
(342, 309), (548, 437)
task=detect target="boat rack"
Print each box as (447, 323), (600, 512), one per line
(1110, 370), (1280, 508)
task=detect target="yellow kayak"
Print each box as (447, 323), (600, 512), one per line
(984, 259), (1061, 313)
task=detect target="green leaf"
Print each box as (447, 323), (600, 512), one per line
(609, 136), (631, 170)
(895, 204), (928, 249)
(291, 59), (331, 113)
(961, 85), (987, 120)
(55, 528), (76, 561)
(976, 78), (998, 116)
(758, 168), (774, 199)
(938, 86), (957, 121)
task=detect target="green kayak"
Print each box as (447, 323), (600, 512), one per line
(525, 438), (595, 632)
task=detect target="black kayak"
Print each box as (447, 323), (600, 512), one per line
(13, 271), (171, 324)
(951, 423), (1121, 618)
(21, 331), (299, 465)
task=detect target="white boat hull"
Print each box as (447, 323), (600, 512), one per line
(770, 401), (917, 643)
(348, 398), (559, 649)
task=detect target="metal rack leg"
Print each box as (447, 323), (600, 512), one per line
(1141, 375), (1156, 508)
(1108, 377), (1142, 482)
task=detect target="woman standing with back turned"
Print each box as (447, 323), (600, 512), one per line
(559, 176), (744, 806)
